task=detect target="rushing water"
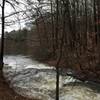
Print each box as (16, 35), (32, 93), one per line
(3, 55), (100, 100)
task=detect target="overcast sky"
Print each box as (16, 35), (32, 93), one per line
(0, 0), (30, 35)
(0, 0), (50, 36)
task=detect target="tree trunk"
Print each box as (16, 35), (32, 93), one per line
(0, 0), (5, 70)
(56, 0), (59, 100)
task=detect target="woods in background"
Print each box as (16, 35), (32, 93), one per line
(3, 0), (100, 74)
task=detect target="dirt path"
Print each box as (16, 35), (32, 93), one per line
(0, 71), (37, 100)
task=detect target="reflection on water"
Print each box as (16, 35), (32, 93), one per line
(3, 55), (100, 100)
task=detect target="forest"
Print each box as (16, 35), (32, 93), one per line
(0, 0), (100, 100)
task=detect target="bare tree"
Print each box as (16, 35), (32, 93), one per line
(55, 0), (59, 99)
(0, 0), (6, 70)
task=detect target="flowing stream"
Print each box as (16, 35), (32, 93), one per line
(3, 55), (100, 100)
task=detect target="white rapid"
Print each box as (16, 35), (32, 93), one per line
(3, 55), (100, 100)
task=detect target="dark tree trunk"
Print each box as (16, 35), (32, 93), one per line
(50, 0), (56, 56)
(94, 0), (98, 44)
(0, 0), (5, 70)
(56, 0), (59, 100)
(55, 0), (59, 49)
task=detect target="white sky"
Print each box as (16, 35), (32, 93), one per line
(0, 0), (31, 35)
(0, 0), (51, 36)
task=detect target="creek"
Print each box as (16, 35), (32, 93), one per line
(3, 55), (100, 100)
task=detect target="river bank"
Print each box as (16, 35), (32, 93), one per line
(0, 70), (38, 100)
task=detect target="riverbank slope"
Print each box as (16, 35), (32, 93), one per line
(0, 70), (37, 100)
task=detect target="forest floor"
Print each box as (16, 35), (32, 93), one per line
(0, 70), (37, 100)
